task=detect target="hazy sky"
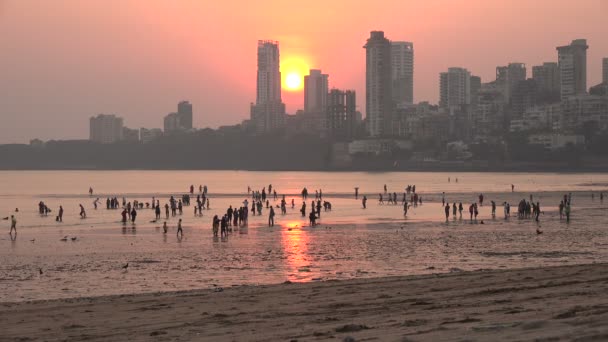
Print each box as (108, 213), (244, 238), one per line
(1, 0), (607, 143)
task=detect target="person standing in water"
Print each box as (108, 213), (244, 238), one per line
(58, 206), (64, 222)
(9, 215), (17, 235)
(444, 204), (450, 221)
(79, 204), (86, 218)
(268, 207), (275, 227)
(177, 218), (183, 237)
(354, 187), (359, 199)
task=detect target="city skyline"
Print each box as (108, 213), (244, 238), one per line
(1, 0), (607, 143)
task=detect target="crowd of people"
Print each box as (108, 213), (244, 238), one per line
(5, 182), (604, 239)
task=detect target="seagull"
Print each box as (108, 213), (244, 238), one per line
(536, 228), (543, 235)
(30, 239), (35, 242)
(122, 263), (129, 270)
(60, 236), (68, 242)
(71, 237), (77, 241)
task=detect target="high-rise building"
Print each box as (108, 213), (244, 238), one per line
(495, 63), (526, 102)
(256, 40), (281, 104)
(327, 89), (357, 140)
(163, 112), (181, 133)
(532, 62), (560, 102)
(89, 114), (123, 143)
(304, 69), (329, 113)
(364, 31), (393, 137)
(177, 101), (193, 129)
(557, 39), (588, 99)
(603, 57), (608, 84)
(391, 41), (414, 105)
(250, 40), (285, 133)
(439, 67), (471, 109)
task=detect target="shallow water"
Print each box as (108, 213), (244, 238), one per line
(0, 171), (607, 302)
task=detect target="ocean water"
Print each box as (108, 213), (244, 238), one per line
(1, 171), (608, 302)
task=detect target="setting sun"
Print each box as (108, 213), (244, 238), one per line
(281, 57), (310, 92)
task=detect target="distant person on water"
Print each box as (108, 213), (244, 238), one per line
(268, 207), (275, 227)
(177, 218), (183, 237)
(9, 215), (17, 234)
(355, 187), (359, 199)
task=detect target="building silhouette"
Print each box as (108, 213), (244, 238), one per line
(439, 67), (471, 109)
(327, 89), (357, 140)
(391, 41), (414, 105)
(364, 31), (393, 137)
(177, 101), (193, 130)
(90, 114), (123, 143)
(496, 63), (526, 103)
(304, 69), (329, 113)
(250, 40), (285, 133)
(532, 62), (561, 102)
(164, 101), (194, 133)
(557, 39), (588, 99)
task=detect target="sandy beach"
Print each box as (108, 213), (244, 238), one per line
(1, 263), (607, 341)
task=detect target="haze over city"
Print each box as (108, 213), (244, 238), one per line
(1, 0), (607, 143)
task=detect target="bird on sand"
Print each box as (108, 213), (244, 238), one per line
(122, 263), (129, 270)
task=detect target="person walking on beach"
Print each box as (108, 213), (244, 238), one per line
(491, 201), (496, 218)
(565, 203), (571, 222)
(362, 196), (367, 209)
(458, 202), (463, 218)
(452, 202), (457, 218)
(355, 187), (359, 199)
(403, 201), (408, 216)
(479, 194), (484, 207)
(511, 184), (515, 192)
(444, 204), (450, 221)
(58, 206), (64, 222)
(79, 204), (86, 219)
(268, 207), (275, 227)
(177, 218), (183, 237)
(9, 215), (17, 235)
(559, 200), (564, 219)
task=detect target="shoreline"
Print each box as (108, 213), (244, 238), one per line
(2, 263), (607, 341)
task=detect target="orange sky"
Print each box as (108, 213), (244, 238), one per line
(0, 0), (607, 143)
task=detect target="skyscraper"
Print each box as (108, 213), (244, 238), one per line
(557, 39), (588, 99)
(391, 41), (414, 105)
(495, 63), (526, 102)
(177, 101), (193, 129)
(304, 69), (329, 113)
(327, 89), (357, 140)
(256, 40), (281, 105)
(364, 31), (393, 137)
(532, 62), (560, 95)
(603, 57), (608, 84)
(90, 114), (123, 143)
(251, 40), (285, 133)
(439, 67), (471, 109)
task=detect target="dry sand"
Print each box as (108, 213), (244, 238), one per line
(1, 263), (608, 341)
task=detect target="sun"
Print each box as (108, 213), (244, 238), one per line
(285, 73), (302, 90)
(281, 56), (310, 92)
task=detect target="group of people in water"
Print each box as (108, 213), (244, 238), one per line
(7, 181), (607, 240)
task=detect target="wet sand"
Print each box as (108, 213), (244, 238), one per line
(1, 263), (607, 341)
